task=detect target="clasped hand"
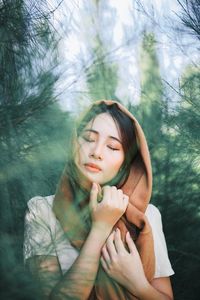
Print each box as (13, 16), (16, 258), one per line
(89, 183), (129, 231)
(89, 183), (148, 297)
(100, 229), (148, 297)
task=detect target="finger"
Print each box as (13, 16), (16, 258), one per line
(126, 231), (137, 254)
(96, 183), (103, 203)
(89, 182), (98, 209)
(114, 228), (126, 253)
(101, 245), (111, 263)
(96, 182), (102, 194)
(100, 256), (108, 272)
(111, 186), (118, 204)
(117, 189), (123, 206)
(111, 186), (117, 192)
(123, 194), (129, 210)
(106, 231), (117, 257)
(102, 185), (111, 203)
(117, 189), (123, 202)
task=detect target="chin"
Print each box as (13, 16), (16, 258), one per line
(84, 173), (105, 185)
(86, 173), (102, 183)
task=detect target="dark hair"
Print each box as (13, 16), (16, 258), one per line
(76, 102), (138, 187)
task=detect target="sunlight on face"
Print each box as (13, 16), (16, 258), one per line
(75, 113), (125, 185)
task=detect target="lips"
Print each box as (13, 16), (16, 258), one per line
(84, 163), (102, 171)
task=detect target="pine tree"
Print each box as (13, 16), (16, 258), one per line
(81, 0), (119, 103)
(0, 2), (73, 299)
(86, 34), (118, 101)
(136, 31), (164, 149)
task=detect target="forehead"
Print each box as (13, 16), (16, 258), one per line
(85, 113), (121, 139)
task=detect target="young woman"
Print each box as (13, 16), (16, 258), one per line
(23, 100), (174, 300)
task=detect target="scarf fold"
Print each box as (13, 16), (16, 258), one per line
(53, 100), (155, 299)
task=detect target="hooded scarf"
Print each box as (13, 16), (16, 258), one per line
(53, 100), (155, 299)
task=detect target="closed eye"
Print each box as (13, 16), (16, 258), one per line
(82, 135), (120, 151)
(108, 146), (120, 151)
(82, 136), (95, 142)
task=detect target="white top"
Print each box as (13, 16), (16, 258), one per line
(23, 195), (174, 278)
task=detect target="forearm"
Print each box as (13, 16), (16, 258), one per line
(140, 283), (173, 300)
(50, 226), (110, 300)
(127, 281), (173, 300)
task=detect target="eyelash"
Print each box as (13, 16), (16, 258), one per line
(82, 137), (119, 151)
(83, 136), (95, 143)
(108, 146), (119, 151)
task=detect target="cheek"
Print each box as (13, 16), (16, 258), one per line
(110, 153), (124, 172)
(76, 142), (89, 163)
(74, 140), (84, 165)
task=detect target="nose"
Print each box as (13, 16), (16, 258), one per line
(89, 142), (103, 160)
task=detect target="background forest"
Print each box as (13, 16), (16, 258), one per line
(0, 0), (199, 299)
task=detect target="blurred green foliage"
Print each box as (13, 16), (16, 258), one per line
(0, 1), (73, 299)
(86, 37), (118, 101)
(131, 32), (200, 300)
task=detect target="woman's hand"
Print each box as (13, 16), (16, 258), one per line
(100, 229), (149, 298)
(89, 183), (129, 233)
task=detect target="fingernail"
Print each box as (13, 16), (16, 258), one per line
(116, 228), (120, 235)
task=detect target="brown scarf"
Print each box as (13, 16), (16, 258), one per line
(53, 100), (155, 299)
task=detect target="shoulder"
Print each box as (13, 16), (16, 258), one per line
(145, 204), (175, 277)
(145, 203), (161, 216)
(27, 195), (54, 215)
(145, 204), (162, 225)
(27, 195), (54, 209)
(25, 195), (56, 227)
(145, 204), (164, 237)
(24, 195), (57, 261)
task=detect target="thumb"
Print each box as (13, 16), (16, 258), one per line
(89, 182), (98, 209)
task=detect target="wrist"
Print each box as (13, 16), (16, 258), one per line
(125, 275), (150, 298)
(91, 222), (112, 240)
(135, 280), (152, 299)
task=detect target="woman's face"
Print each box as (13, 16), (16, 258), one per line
(75, 113), (125, 185)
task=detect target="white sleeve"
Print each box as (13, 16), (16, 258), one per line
(146, 204), (175, 278)
(23, 196), (57, 262)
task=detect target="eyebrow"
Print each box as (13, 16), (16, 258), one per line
(83, 129), (122, 144)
